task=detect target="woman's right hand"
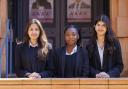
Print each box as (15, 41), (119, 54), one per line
(28, 72), (41, 79)
(96, 72), (110, 78)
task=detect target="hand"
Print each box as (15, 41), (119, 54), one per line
(96, 72), (110, 78)
(28, 72), (41, 79)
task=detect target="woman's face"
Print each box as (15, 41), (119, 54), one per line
(95, 21), (107, 37)
(28, 23), (40, 41)
(65, 27), (79, 46)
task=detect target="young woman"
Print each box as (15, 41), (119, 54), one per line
(52, 25), (89, 78)
(15, 19), (52, 78)
(86, 15), (124, 78)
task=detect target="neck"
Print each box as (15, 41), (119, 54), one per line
(30, 39), (37, 45)
(97, 35), (105, 43)
(66, 44), (76, 53)
(97, 35), (105, 48)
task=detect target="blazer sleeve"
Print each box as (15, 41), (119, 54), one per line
(39, 50), (55, 78)
(15, 44), (30, 77)
(107, 40), (124, 77)
(81, 48), (90, 77)
(86, 44), (100, 77)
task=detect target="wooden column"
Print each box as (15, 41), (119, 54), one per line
(110, 0), (128, 77)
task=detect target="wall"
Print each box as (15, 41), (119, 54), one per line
(110, 0), (128, 77)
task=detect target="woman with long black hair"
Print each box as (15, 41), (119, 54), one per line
(86, 15), (124, 78)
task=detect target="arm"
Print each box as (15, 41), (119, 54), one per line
(107, 41), (124, 77)
(81, 49), (89, 77)
(90, 66), (100, 77)
(15, 44), (31, 77)
(39, 50), (56, 78)
(86, 44), (100, 77)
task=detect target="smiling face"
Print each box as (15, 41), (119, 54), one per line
(28, 23), (40, 41)
(95, 21), (107, 37)
(65, 27), (79, 46)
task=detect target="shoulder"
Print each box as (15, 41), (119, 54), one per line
(16, 42), (24, 49)
(56, 46), (65, 52)
(54, 46), (66, 55)
(86, 39), (95, 49)
(113, 39), (121, 49)
(77, 46), (88, 55)
(16, 42), (28, 50)
(85, 39), (96, 55)
(15, 43), (26, 54)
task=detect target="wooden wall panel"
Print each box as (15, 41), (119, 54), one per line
(117, 17), (128, 37)
(119, 38), (128, 77)
(118, 0), (128, 16)
(110, 0), (128, 77)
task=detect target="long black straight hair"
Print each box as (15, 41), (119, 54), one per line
(93, 15), (117, 55)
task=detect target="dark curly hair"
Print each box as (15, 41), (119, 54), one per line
(64, 25), (81, 46)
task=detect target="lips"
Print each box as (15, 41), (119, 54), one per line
(31, 34), (38, 37)
(97, 29), (105, 32)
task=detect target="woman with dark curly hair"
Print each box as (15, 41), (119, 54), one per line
(51, 25), (89, 78)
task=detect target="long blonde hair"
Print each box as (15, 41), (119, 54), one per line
(24, 19), (49, 58)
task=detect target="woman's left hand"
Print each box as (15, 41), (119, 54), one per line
(96, 72), (110, 78)
(28, 72), (41, 79)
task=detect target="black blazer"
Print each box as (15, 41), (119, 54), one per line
(86, 39), (124, 77)
(51, 46), (89, 78)
(15, 43), (53, 78)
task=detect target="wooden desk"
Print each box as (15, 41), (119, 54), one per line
(0, 78), (127, 89)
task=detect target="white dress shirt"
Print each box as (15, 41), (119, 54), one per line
(66, 45), (77, 55)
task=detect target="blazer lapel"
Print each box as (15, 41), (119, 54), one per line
(94, 43), (102, 69)
(75, 47), (81, 76)
(102, 44), (107, 70)
(102, 43), (111, 71)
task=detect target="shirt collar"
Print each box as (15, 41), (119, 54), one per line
(29, 41), (38, 47)
(97, 41), (104, 50)
(66, 45), (77, 55)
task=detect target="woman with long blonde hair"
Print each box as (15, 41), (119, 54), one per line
(15, 19), (52, 78)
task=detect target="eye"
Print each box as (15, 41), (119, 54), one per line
(102, 24), (106, 27)
(29, 28), (33, 31)
(35, 28), (39, 31)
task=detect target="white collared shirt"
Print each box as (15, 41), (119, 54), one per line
(66, 45), (77, 55)
(29, 42), (38, 47)
(97, 42), (104, 68)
